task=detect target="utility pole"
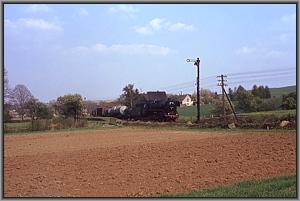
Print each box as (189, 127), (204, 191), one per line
(217, 75), (227, 121)
(217, 75), (227, 119)
(217, 74), (238, 124)
(187, 57), (200, 123)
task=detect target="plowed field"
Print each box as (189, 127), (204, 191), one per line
(4, 128), (296, 197)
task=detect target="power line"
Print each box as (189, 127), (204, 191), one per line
(161, 81), (194, 89)
(166, 83), (218, 93)
(227, 67), (295, 77)
(228, 71), (295, 80)
(227, 74), (295, 86)
(160, 75), (218, 91)
(166, 74), (294, 92)
(165, 82), (218, 92)
(161, 67), (295, 94)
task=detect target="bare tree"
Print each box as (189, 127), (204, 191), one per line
(4, 68), (11, 103)
(10, 84), (34, 120)
(82, 100), (98, 114)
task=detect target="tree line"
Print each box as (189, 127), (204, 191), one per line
(4, 68), (85, 122)
(4, 83), (85, 122)
(211, 84), (296, 116)
(4, 67), (296, 122)
(4, 70), (145, 122)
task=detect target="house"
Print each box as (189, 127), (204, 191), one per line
(8, 109), (20, 119)
(180, 95), (194, 107)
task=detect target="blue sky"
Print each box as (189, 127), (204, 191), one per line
(4, 4), (296, 102)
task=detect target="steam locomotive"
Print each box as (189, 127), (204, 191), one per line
(95, 91), (180, 121)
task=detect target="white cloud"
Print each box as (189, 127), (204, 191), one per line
(280, 13), (296, 25)
(78, 8), (88, 16)
(70, 43), (171, 56)
(265, 50), (285, 57)
(5, 18), (62, 32)
(149, 18), (166, 30)
(25, 4), (51, 13)
(134, 26), (153, 35)
(108, 5), (139, 18)
(20, 18), (61, 31)
(237, 46), (287, 58)
(4, 19), (17, 28)
(168, 22), (195, 32)
(134, 18), (166, 35)
(134, 18), (195, 35)
(270, 12), (296, 32)
(237, 46), (257, 54)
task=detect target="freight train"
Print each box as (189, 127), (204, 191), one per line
(93, 91), (180, 121)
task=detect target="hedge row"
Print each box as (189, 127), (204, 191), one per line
(4, 118), (88, 133)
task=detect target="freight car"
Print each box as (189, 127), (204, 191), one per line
(104, 91), (180, 121)
(91, 108), (103, 117)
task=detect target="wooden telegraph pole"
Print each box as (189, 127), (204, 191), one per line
(217, 74), (238, 124)
(217, 75), (227, 122)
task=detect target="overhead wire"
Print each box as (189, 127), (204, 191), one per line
(227, 74), (295, 86)
(159, 75), (218, 91)
(228, 71), (295, 81)
(158, 67), (296, 94)
(227, 67), (295, 77)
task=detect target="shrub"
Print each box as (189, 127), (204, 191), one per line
(259, 98), (278, 111)
(32, 119), (52, 131)
(210, 98), (231, 117)
(74, 119), (88, 128)
(51, 117), (88, 130)
(282, 97), (296, 110)
(3, 110), (11, 123)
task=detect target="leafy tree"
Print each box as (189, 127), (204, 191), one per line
(282, 92), (296, 110)
(257, 86), (266, 99)
(235, 85), (252, 112)
(230, 84), (276, 112)
(25, 98), (39, 120)
(191, 89), (217, 105)
(265, 86), (271, 99)
(167, 94), (182, 102)
(251, 85), (271, 99)
(25, 99), (53, 119)
(210, 97), (231, 116)
(251, 85), (259, 97)
(228, 87), (234, 101)
(282, 97), (296, 110)
(119, 84), (142, 107)
(260, 98), (278, 111)
(55, 94), (83, 119)
(249, 97), (263, 112)
(10, 84), (34, 120)
(36, 102), (53, 119)
(200, 88), (215, 104)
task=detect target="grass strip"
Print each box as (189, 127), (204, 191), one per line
(161, 175), (296, 198)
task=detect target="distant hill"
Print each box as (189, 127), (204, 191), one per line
(269, 85), (296, 98)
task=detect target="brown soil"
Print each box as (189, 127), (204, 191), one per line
(4, 128), (296, 197)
